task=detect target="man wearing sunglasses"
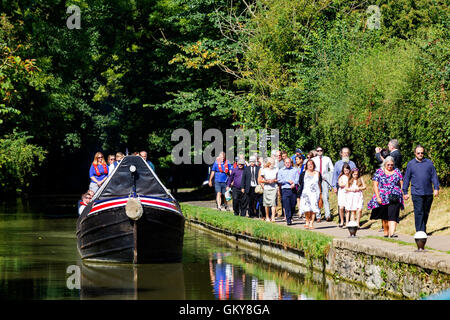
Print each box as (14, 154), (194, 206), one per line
(402, 145), (440, 233)
(312, 146), (334, 222)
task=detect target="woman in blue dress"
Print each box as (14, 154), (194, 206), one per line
(368, 156), (404, 238)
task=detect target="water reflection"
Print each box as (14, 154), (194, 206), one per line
(80, 263), (185, 299)
(208, 253), (309, 300)
(207, 252), (319, 300)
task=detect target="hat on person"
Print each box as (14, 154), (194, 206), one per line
(296, 148), (303, 154)
(249, 156), (256, 163)
(238, 159), (246, 165)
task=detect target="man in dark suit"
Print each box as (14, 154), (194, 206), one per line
(375, 139), (402, 170)
(388, 139), (402, 170)
(242, 156), (261, 218)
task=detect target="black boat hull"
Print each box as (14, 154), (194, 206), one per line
(77, 155), (185, 263)
(77, 204), (185, 263)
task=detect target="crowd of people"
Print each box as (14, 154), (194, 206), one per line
(77, 150), (155, 215)
(76, 140), (441, 238)
(208, 140), (440, 236)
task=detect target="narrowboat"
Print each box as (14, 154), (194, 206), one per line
(76, 156), (185, 263)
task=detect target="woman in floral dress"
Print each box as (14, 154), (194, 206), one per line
(368, 156), (404, 238)
(298, 160), (322, 229)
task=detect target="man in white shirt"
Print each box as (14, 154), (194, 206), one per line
(312, 146), (334, 222)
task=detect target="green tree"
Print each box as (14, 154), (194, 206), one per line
(0, 130), (47, 194)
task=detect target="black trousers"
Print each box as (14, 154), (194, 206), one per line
(255, 193), (264, 218)
(412, 194), (434, 233)
(246, 186), (258, 217)
(232, 187), (248, 216)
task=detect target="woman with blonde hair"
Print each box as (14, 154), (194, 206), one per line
(258, 157), (278, 222)
(89, 152), (109, 193)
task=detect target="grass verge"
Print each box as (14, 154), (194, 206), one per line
(181, 203), (333, 261)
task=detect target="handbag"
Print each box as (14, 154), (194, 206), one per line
(388, 193), (400, 204)
(255, 184), (264, 194)
(225, 189), (232, 201)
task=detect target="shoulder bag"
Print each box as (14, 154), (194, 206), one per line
(255, 184), (264, 194)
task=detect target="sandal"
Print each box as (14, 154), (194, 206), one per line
(390, 234), (398, 238)
(304, 225), (310, 229)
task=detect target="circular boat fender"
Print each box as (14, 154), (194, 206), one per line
(125, 197), (143, 220)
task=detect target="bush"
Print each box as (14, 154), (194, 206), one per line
(313, 29), (449, 183)
(313, 41), (421, 172)
(233, 0), (449, 184)
(0, 130), (47, 194)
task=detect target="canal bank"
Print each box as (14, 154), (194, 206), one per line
(181, 203), (450, 299)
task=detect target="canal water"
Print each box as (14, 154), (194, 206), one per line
(0, 198), (395, 300)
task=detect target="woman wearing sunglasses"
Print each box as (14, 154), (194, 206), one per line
(368, 156), (404, 238)
(89, 152), (109, 193)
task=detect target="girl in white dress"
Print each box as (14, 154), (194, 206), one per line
(345, 168), (366, 227)
(337, 163), (351, 227)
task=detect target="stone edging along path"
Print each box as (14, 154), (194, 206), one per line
(181, 202), (450, 299)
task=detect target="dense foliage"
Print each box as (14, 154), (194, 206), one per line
(0, 0), (448, 194)
(231, 0), (448, 181)
(0, 130), (46, 193)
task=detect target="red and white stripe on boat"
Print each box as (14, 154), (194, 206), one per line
(88, 196), (180, 215)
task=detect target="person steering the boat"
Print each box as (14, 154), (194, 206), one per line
(89, 152), (109, 193)
(78, 192), (92, 215)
